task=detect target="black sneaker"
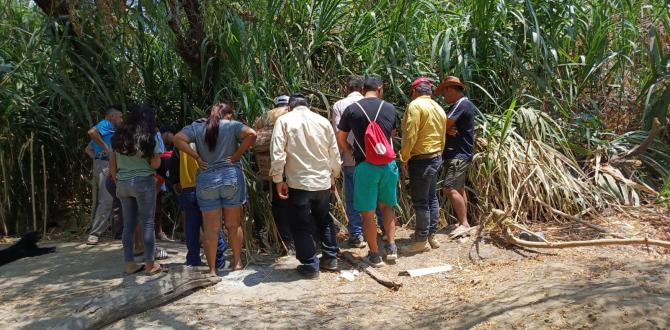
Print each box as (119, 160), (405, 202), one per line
(348, 235), (366, 248)
(365, 252), (385, 268)
(297, 265), (320, 279)
(319, 257), (339, 272)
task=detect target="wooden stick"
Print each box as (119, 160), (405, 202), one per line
(30, 133), (36, 231)
(505, 227), (670, 249)
(341, 251), (402, 291)
(611, 117), (661, 162)
(329, 212), (348, 235)
(57, 266), (221, 330)
(42, 145), (47, 237)
(332, 188), (350, 233)
(534, 199), (626, 239)
(0, 151), (8, 236)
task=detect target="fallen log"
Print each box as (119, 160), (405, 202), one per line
(505, 227), (670, 249)
(341, 251), (402, 291)
(55, 266), (221, 330)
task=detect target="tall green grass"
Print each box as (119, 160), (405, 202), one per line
(0, 0), (668, 236)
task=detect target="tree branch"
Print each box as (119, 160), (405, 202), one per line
(611, 117), (662, 163)
(505, 227), (670, 249)
(34, 0), (69, 17)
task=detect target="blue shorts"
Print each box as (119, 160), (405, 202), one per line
(196, 165), (246, 211)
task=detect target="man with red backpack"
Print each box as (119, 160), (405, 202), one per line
(336, 75), (399, 267)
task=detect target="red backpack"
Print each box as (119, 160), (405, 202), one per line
(352, 101), (396, 165)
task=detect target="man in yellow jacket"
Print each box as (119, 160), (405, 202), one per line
(399, 77), (447, 254)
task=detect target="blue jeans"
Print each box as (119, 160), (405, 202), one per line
(288, 188), (338, 273)
(409, 156), (443, 241)
(343, 166), (383, 238)
(179, 187), (227, 268)
(116, 175), (156, 263)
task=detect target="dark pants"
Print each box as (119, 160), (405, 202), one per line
(105, 175), (123, 239)
(409, 156), (443, 241)
(288, 188), (338, 272)
(179, 187), (227, 268)
(155, 191), (164, 234)
(271, 182), (294, 248)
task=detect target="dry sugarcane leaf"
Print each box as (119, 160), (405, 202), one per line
(599, 164), (659, 196)
(620, 181), (631, 206)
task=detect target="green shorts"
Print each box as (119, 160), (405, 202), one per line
(353, 161), (399, 212)
(441, 158), (470, 189)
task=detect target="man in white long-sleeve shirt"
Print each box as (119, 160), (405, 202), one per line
(270, 94), (342, 279)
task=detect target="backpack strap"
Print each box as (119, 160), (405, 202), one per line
(351, 100), (388, 155)
(353, 100), (385, 123)
(373, 100), (385, 122)
(353, 102), (372, 123)
(351, 102), (369, 155)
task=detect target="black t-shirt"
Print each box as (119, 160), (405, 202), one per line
(337, 97), (397, 165)
(444, 97), (476, 161)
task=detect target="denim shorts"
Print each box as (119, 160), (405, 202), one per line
(196, 165), (246, 211)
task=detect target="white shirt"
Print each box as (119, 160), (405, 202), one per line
(270, 106), (342, 191)
(332, 91), (363, 167)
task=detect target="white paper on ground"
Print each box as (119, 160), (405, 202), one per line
(339, 270), (356, 281)
(405, 265), (453, 277)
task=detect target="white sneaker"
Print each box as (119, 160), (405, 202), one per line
(86, 235), (99, 245)
(216, 260), (232, 273)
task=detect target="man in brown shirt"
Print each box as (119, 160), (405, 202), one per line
(253, 95), (293, 254)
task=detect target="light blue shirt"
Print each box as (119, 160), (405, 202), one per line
(91, 119), (115, 158)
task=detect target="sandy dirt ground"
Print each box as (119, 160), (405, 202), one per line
(1, 216), (669, 329)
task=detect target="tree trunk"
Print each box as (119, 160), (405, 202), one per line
(56, 266), (221, 330)
(166, 0), (217, 99)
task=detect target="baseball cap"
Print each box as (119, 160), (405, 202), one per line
(411, 77), (433, 90)
(274, 95), (289, 106)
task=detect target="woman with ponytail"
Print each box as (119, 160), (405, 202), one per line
(109, 104), (164, 275)
(174, 103), (257, 274)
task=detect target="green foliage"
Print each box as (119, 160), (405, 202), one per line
(0, 0), (669, 235)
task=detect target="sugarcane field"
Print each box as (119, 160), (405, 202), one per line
(1, 1), (669, 329)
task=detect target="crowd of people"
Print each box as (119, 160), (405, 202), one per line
(84, 74), (476, 279)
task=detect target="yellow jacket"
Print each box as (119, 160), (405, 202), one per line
(399, 95), (447, 162)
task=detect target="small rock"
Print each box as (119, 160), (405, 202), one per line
(519, 231), (545, 242)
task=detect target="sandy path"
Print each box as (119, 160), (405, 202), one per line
(1, 229), (669, 329)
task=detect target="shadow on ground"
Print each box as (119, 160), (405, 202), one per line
(2, 231), (669, 329)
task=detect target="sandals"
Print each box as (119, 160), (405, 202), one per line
(134, 247), (169, 260)
(124, 264), (145, 276)
(146, 264), (167, 276)
(155, 247), (169, 260)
